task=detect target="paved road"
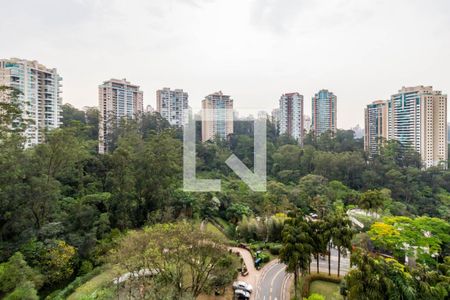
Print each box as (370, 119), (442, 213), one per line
(310, 248), (350, 275)
(255, 261), (290, 300)
(254, 248), (350, 300)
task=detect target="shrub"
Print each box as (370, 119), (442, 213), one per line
(78, 260), (93, 276)
(269, 244), (282, 255)
(301, 274), (341, 297)
(259, 253), (270, 263)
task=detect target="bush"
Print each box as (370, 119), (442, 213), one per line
(259, 252), (270, 263)
(301, 274), (341, 298)
(45, 267), (104, 300)
(78, 260), (93, 276)
(304, 293), (325, 300)
(269, 244), (282, 255)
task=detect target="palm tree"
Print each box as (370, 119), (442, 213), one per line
(345, 248), (384, 300)
(330, 212), (354, 277)
(345, 248), (416, 300)
(279, 214), (313, 299)
(321, 216), (332, 276)
(310, 220), (329, 274)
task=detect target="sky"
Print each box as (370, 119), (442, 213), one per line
(1, 0), (450, 129)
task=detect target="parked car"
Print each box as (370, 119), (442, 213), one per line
(234, 289), (251, 300)
(233, 281), (253, 293)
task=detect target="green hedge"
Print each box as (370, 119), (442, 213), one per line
(301, 274), (342, 298)
(45, 267), (105, 300)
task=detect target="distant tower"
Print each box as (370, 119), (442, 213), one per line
(279, 92), (304, 143)
(364, 100), (388, 156)
(0, 58), (62, 147)
(98, 78), (143, 153)
(201, 91), (234, 142)
(156, 88), (189, 126)
(312, 89), (337, 135)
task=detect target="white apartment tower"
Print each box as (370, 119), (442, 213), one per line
(98, 78), (143, 153)
(201, 91), (234, 142)
(388, 86), (447, 168)
(0, 58), (62, 147)
(279, 92), (304, 143)
(156, 88), (189, 126)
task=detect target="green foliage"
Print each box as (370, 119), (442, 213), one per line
(1, 86), (450, 297)
(345, 248), (427, 300)
(4, 281), (39, 300)
(110, 222), (238, 299)
(368, 216), (450, 262)
(280, 214), (314, 300)
(304, 293), (325, 300)
(0, 252), (43, 293)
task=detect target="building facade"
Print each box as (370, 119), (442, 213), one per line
(279, 92), (304, 143)
(156, 88), (188, 126)
(312, 89), (337, 135)
(98, 78), (143, 153)
(271, 108), (280, 131)
(388, 86), (447, 168)
(364, 100), (388, 156)
(0, 58), (62, 147)
(304, 115), (312, 134)
(201, 91), (233, 142)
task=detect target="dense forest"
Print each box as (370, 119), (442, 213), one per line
(0, 86), (449, 299)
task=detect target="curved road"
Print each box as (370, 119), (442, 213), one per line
(255, 261), (290, 300)
(254, 248), (349, 300)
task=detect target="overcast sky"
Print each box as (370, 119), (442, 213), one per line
(1, 0), (450, 128)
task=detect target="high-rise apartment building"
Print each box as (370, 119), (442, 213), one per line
(271, 108), (280, 131)
(279, 92), (304, 142)
(156, 88), (188, 126)
(98, 78), (143, 153)
(304, 115), (312, 134)
(312, 89), (337, 135)
(388, 86), (447, 168)
(201, 91), (233, 142)
(0, 58), (62, 147)
(364, 100), (388, 156)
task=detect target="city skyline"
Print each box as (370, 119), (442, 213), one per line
(2, 0), (450, 129)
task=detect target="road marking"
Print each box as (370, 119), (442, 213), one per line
(269, 266), (286, 300)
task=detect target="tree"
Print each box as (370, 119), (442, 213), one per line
(0, 252), (43, 294)
(368, 216), (450, 263)
(4, 281), (39, 300)
(0, 86), (27, 136)
(310, 220), (329, 273)
(40, 240), (77, 285)
(330, 213), (354, 277)
(110, 222), (237, 299)
(345, 248), (416, 300)
(358, 189), (389, 213)
(279, 214), (313, 300)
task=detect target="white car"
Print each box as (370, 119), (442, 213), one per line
(234, 289), (251, 300)
(233, 281), (253, 293)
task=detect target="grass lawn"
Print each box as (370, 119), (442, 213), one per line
(309, 281), (343, 300)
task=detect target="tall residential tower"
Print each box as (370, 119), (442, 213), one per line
(201, 91), (233, 142)
(279, 92), (304, 143)
(312, 89), (337, 135)
(156, 88), (189, 127)
(98, 78), (143, 153)
(388, 86), (447, 168)
(364, 100), (388, 156)
(0, 58), (62, 147)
